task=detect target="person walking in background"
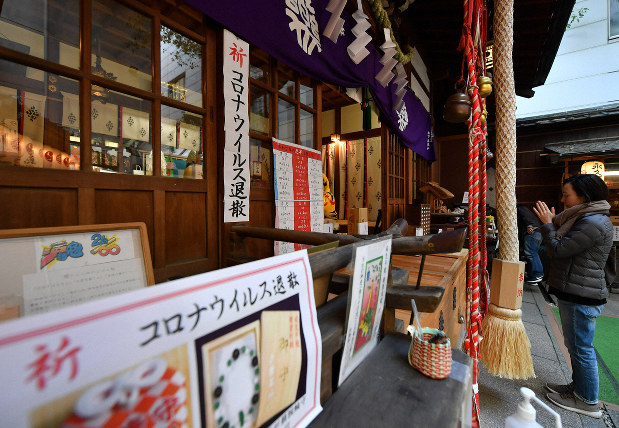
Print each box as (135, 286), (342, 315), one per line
(517, 205), (544, 283)
(533, 174), (614, 419)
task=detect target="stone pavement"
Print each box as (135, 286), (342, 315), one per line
(477, 282), (619, 427)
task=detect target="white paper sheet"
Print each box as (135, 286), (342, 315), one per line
(23, 258), (146, 315)
(338, 237), (392, 386)
(0, 251), (322, 428)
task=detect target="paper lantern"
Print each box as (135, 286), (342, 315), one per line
(581, 161), (604, 179)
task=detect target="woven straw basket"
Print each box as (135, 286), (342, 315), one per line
(408, 327), (452, 379)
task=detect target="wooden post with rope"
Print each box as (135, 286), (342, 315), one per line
(479, 0), (535, 379)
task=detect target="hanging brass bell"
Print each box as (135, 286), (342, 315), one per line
(477, 75), (492, 98)
(480, 106), (488, 125)
(443, 90), (472, 123)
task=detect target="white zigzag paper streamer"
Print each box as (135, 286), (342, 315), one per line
(375, 28), (397, 87)
(347, 0), (371, 64)
(323, 0), (346, 43)
(393, 63), (407, 111)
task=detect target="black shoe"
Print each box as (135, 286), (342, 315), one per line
(545, 381), (574, 394)
(547, 391), (602, 418)
(526, 276), (543, 284)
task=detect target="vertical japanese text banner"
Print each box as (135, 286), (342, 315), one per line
(223, 30), (250, 222)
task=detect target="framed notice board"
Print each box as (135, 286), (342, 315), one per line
(0, 222), (154, 321)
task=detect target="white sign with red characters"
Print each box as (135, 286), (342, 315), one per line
(0, 251), (322, 428)
(273, 138), (324, 255)
(223, 29), (250, 223)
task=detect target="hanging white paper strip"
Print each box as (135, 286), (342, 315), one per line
(375, 28), (397, 87)
(393, 63), (408, 112)
(323, 0), (347, 43)
(223, 29), (250, 222)
(347, 0), (372, 64)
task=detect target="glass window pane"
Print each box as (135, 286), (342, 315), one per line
(92, 0), (152, 91)
(250, 49), (270, 83)
(161, 105), (203, 179)
(161, 26), (203, 107)
(300, 77), (313, 108)
(612, 0), (619, 39)
(250, 138), (272, 187)
(0, 60), (80, 170)
(91, 90), (151, 175)
(278, 72), (295, 98)
(0, 0), (80, 68)
(278, 98), (295, 143)
(250, 84), (270, 135)
(300, 108), (314, 148)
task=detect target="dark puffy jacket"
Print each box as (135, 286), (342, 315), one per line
(540, 212), (612, 300)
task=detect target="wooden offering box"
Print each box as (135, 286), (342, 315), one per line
(391, 249), (468, 344)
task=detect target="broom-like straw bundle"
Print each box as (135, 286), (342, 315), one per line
(482, 305), (534, 378)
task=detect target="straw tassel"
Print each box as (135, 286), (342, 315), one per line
(480, 304), (535, 379)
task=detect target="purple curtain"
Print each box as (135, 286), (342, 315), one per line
(186, 0), (435, 161)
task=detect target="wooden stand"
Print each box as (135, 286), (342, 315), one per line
(311, 333), (472, 427)
(391, 250), (468, 344)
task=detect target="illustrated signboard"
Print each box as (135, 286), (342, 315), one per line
(272, 138), (323, 255)
(0, 223), (153, 321)
(338, 236), (392, 386)
(223, 29), (251, 222)
(0, 250), (322, 428)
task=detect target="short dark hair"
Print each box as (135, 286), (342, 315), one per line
(563, 174), (608, 202)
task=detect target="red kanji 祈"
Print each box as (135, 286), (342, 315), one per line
(26, 336), (82, 390)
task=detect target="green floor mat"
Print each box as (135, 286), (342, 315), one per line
(552, 308), (619, 405)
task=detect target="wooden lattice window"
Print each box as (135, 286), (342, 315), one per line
(388, 133), (406, 200)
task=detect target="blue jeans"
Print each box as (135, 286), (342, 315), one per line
(523, 231), (543, 278)
(557, 298), (604, 404)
